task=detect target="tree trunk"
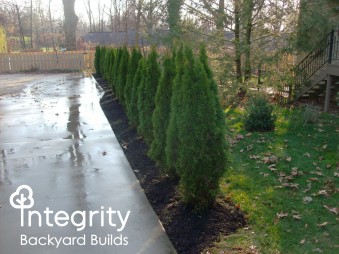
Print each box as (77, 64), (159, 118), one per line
(48, 0), (56, 51)
(216, 0), (224, 30)
(167, 0), (182, 42)
(62, 0), (78, 50)
(244, 23), (252, 81)
(135, 0), (142, 47)
(234, 1), (241, 82)
(15, 4), (26, 49)
(244, 0), (254, 81)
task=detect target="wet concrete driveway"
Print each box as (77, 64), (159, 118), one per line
(0, 73), (176, 254)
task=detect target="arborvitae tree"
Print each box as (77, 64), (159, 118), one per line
(112, 48), (122, 92)
(125, 48), (142, 119)
(177, 47), (228, 211)
(165, 45), (185, 175)
(100, 47), (107, 76)
(137, 47), (160, 144)
(94, 46), (101, 75)
(199, 45), (226, 133)
(116, 47), (130, 104)
(149, 53), (175, 169)
(103, 48), (110, 81)
(108, 49), (116, 86)
(130, 58), (146, 126)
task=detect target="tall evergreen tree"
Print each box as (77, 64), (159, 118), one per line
(177, 47), (228, 210)
(125, 48), (142, 117)
(165, 45), (185, 175)
(199, 45), (226, 131)
(99, 47), (107, 76)
(103, 48), (110, 80)
(149, 52), (176, 169)
(116, 47), (130, 104)
(108, 49), (116, 85)
(130, 58), (146, 126)
(94, 46), (101, 75)
(112, 48), (122, 92)
(137, 47), (160, 144)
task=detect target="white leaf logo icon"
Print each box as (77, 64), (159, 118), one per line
(9, 185), (34, 209)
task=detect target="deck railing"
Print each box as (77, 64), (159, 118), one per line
(293, 29), (338, 97)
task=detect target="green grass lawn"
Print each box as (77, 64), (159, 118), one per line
(209, 106), (339, 254)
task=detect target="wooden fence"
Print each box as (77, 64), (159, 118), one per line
(0, 50), (95, 73)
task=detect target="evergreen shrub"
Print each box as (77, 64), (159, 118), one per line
(244, 96), (276, 132)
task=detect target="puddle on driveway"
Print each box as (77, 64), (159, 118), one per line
(0, 73), (108, 184)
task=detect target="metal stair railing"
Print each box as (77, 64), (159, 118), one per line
(293, 29), (338, 98)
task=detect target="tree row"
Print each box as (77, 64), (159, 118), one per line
(95, 45), (228, 211)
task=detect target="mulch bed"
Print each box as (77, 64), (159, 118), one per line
(94, 75), (246, 254)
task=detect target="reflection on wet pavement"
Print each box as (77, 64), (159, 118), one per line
(0, 73), (176, 254)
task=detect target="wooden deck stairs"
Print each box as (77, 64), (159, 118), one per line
(293, 29), (339, 112)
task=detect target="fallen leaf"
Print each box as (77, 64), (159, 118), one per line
(245, 133), (252, 137)
(311, 171), (324, 176)
(286, 157), (292, 162)
(317, 222), (328, 227)
(303, 183), (312, 193)
(284, 175), (294, 181)
(334, 172), (339, 177)
(263, 155), (278, 164)
(246, 144), (253, 151)
(250, 155), (260, 160)
(249, 245), (257, 250)
(290, 183), (299, 189)
(303, 197), (313, 204)
(236, 134), (244, 140)
(308, 178), (320, 182)
(326, 164), (331, 169)
(304, 152), (311, 158)
(318, 190), (330, 197)
(291, 167), (299, 176)
(277, 211), (288, 219)
(323, 232), (330, 237)
(293, 214), (302, 220)
(313, 248), (323, 253)
(300, 239), (305, 244)
(323, 205), (338, 215)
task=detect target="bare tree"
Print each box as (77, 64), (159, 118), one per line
(62, 0), (78, 50)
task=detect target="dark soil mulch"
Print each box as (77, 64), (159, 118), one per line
(94, 75), (246, 254)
